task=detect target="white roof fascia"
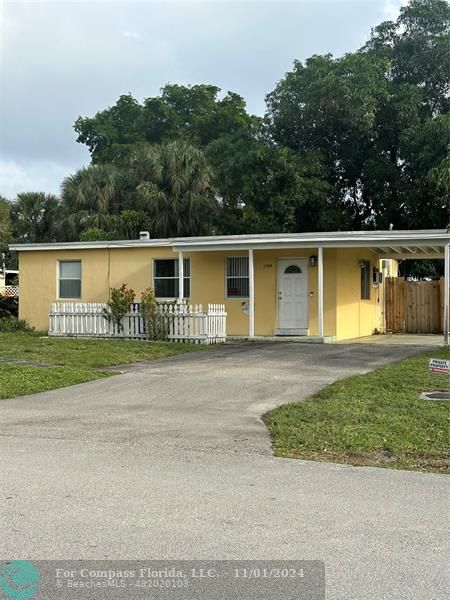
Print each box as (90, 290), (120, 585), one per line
(172, 237), (449, 252)
(9, 230), (449, 253)
(9, 239), (174, 252)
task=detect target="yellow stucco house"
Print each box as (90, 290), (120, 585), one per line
(10, 229), (450, 342)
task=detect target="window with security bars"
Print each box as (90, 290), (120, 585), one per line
(153, 259), (191, 298)
(59, 260), (81, 298)
(226, 256), (249, 298)
(360, 260), (371, 300)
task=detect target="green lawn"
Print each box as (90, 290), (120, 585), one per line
(263, 347), (449, 473)
(0, 332), (206, 399)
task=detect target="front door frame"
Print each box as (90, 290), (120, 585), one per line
(276, 257), (309, 335)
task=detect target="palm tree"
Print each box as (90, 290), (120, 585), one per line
(0, 196), (12, 250)
(60, 164), (120, 239)
(11, 192), (61, 243)
(135, 141), (216, 237)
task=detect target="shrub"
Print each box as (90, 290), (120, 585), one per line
(0, 317), (33, 332)
(0, 296), (18, 319)
(80, 227), (117, 241)
(103, 284), (135, 331)
(140, 287), (167, 340)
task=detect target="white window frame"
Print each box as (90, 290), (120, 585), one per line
(225, 256), (249, 299)
(57, 260), (82, 300)
(152, 257), (191, 300)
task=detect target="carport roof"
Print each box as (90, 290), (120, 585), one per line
(9, 229), (449, 258)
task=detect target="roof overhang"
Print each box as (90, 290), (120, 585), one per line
(171, 231), (449, 257)
(9, 230), (449, 258)
(369, 246), (445, 259)
(9, 239), (174, 252)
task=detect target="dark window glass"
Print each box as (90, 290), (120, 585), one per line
(154, 260), (176, 278)
(59, 279), (81, 299)
(361, 260), (371, 300)
(285, 265), (302, 274)
(226, 257), (249, 298)
(154, 278), (191, 299)
(227, 277), (249, 298)
(154, 259), (190, 298)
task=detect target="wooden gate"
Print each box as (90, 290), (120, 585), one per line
(385, 277), (448, 334)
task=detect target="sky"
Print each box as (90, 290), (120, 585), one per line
(0, 0), (409, 198)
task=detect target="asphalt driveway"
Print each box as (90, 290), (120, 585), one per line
(0, 341), (447, 599)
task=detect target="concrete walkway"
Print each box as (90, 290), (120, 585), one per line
(342, 333), (445, 346)
(0, 342), (447, 599)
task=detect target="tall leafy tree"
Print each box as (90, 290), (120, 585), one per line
(429, 147), (450, 211)
(366, 0), (450, 114)
(115, 209), (152, 239)
(266, 0), (450, 230)
(0, 196), (12, 251)
(207, 129), (334, 233)
(363, 0), (450, 228)
(63, 0), (449, 243)
(266, 51), (390, 227)
(74, 94), (145, 164)
(74, 84), (254, 164)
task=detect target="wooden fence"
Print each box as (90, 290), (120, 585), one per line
(385, 277), (449, 334)
(48, 302), (227, 344)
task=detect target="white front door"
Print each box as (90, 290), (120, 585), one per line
(277, 259), (308, 335)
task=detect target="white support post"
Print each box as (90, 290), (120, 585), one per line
(249, 248), (255, 338)
(318, 246), (324, 339)
(444, 243), (449, 346)
(178, 250), (184, 303)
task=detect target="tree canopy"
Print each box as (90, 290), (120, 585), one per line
(3, 0), (449, 253)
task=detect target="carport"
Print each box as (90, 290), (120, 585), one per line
(369, 234), (449, 345)
(173, 230), (450, 344)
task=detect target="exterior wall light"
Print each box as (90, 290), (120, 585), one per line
(309, 255), (317, 267)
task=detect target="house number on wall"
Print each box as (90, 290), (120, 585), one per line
(263, 264), (273, 268)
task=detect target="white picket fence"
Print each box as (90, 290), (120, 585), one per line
(158, 303), (227, 343)
(48, 302), (227, 344)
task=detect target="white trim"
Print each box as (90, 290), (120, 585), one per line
(275, 328), (309, 336)
(57, 259), (82, 300)
(152, 257), (191, 301)
(318, 247), (324, 339)
(9, 230), (449, 253)
(444, 243), (449, 346)
(178, 251), (184, 303)
(249, 249), (254, 338)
